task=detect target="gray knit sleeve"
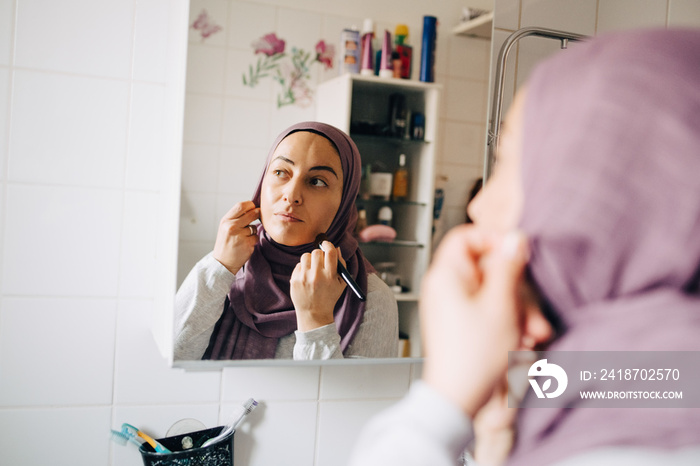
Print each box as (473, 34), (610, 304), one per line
(173, 252), (236, 360)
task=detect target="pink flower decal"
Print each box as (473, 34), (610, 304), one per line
(191, 9), (222, 40)
(252, 33), (286, 57)
(315, 40), (335, 70)
(243, 33), (334, 108)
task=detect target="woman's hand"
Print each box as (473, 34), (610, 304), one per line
(213, 201), (260, 275)
(420, 225), (529, 419)
(290, 240), (347, 331)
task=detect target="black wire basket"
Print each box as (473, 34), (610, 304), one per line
(139, 426), (233, 466)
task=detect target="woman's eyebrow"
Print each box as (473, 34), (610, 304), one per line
(272, 156), (338, 179)
(309, 165), (339, 179)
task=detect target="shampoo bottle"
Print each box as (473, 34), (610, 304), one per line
(360, 19), (375, 76)
(394, 24), (412, 79)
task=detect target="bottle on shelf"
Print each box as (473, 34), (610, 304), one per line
(378, 205), (393, 227)
(392, 153), (409, 201)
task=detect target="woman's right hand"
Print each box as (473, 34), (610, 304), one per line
(213, 201), (260, 275)
(420, 225), (529, 419)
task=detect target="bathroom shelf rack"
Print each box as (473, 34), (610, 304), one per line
(317, 73), (440, 358)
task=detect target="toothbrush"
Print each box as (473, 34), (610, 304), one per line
(121, 423), (172, 454)
(201, 398), (258, 447)
(110, 429), (145, 449)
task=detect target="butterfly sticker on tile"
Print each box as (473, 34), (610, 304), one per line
(191, 9), (222, 41)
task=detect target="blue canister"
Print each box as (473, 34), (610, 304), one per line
(419, 16), (437, 82)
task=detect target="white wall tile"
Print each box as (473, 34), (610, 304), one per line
(669, 0), (700, 27)
(447, 35), (490, 81)
(182, 143), (220, 193)
(2, 184), (122, 296)
(186, 43), (227, 95)
(444, 77), (487, 124)
(0, 407), (111, 466)
(442, 121), (484, 167)
(14, 0), (134, 79)
(113, 299), (221, 403)
(597, 0), (669, 33)
(217, 145), (266, 195)
(0, 298), (116, 406)
(133, 0), (170, 83)
(0, 67), (8, 178)
(319, 363), (411, 399)
(112, 404), (222, 466)
(9, 70), (128, 188)
(277, 7), (322, 54)
(119, 191), (157, 297)
(494, 0), (520, 31)
(222, 365), (321, 401)
(183, 93), (225, 144)
(127, 83), (166, 191)
(316, 399), (399, 466)
(521, 0), (598, 36)
(0, 0), (12, 66)
(233, 400), (317, 466)
(227, 1), (277, 49)
(222, 97), (271, 147)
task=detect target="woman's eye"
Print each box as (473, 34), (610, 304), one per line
(309, 177), (328, 187)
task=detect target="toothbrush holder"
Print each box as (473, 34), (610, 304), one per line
(139, 426), (234, 466)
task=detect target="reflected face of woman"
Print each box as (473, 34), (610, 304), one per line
(468, 88), (553, 349)
(467, 88), (526, 231)
(260, 131), (344, 246)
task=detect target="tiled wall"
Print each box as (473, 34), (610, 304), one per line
(4, 0), (696, 465)
(0, 0), (486, 465)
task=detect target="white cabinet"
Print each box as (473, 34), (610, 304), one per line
(316, 74), (441, 357)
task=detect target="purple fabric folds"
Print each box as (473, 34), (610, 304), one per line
(508, 29), (700, 464)
(204, 122), (372, 360)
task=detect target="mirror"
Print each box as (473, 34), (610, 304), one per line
(172, 0), (492, 366)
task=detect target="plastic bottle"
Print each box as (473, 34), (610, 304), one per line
(360, 19), (375, 76)
(355, 207), (368, 235)
(378, 206), (393, 226)
(392, 154), (409, 201)
(394, 24), (412, 79)
(420, 16), (437, 82)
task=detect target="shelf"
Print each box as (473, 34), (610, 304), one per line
(350, 133), (430, 145)
(452, 11), (493, 39)
(360, 240), (424, 248)
(356, 198), (427, 207)
(395, 293), (419, 302)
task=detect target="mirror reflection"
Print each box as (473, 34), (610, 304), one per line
(175, 122), (399, 360)
(175, 0), (489, 363)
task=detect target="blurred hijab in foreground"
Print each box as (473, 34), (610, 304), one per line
(511, 29), (700, 465)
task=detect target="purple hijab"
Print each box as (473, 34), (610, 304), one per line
(204, 121), (372, 360)
(508, 29), (700, 464)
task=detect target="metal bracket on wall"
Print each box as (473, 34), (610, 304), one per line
(484, 27), (588, 181)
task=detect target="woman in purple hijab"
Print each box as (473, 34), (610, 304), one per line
(175, 122), (398, 360)
(349, 29), (700, 466)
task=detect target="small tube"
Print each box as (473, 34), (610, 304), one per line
(379, 30), (393, 78)
(360, 32), (374, 76)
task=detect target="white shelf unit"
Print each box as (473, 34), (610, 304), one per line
(316, 74), (441, 358)
(452, 11), (493, 39)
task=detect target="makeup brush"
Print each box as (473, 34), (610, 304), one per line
(314, 233), (366, 301)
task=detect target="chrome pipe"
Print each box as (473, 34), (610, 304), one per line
(484, 27), (587, 181)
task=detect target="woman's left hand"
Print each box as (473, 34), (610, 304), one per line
(290, 240), (347, 331)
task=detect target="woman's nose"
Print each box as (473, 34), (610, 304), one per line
(283, 179), (303, 205)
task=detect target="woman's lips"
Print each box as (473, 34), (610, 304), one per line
(275, 212), (303, 222)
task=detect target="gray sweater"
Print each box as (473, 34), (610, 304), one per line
(174, 252), (399, 360)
